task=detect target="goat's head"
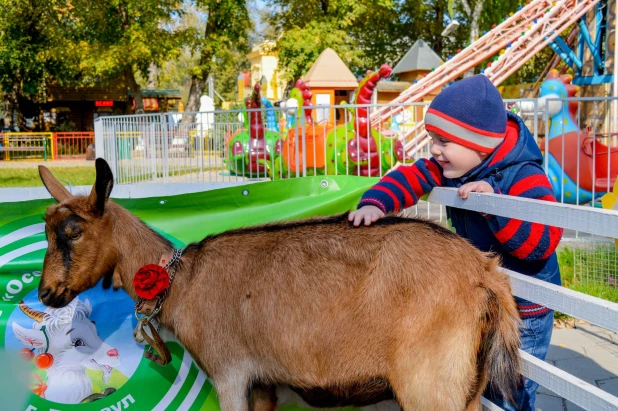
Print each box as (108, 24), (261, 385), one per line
(38, 159), (117, 308)
(12, 299), (120, 376)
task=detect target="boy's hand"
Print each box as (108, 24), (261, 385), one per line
(457, 181), (494, 200)
(349, 206), (385, 227)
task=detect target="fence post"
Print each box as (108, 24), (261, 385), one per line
(50, 133), (56, 160)
(2, 133), (8, 161)
(161, 114), (171, 183)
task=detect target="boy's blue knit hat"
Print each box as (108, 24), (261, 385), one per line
(425, 75), (507, 153)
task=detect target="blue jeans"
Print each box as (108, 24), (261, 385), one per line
(484, 310), (554, 411)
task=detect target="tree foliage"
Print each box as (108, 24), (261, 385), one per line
(0, 0), (580, 125)
(184, 0), (251, 112)
(68, 0), (186, 112)
(0, 0), (79, 125)
(266, 0), (556, 88)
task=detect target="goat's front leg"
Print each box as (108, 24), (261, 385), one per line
(214, 371), (251, 411)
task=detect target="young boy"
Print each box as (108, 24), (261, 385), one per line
(349, 75), (563, 411)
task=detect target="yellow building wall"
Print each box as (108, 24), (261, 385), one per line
(249, 54), (285, 101)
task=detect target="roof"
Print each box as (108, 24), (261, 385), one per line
(129, 89), (182, 98)
(303, 48), (358, 89)
(392, 39), (443, 74)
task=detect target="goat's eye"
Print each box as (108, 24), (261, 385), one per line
(70, 232), (81, 241)
(73, 338), (85, 347)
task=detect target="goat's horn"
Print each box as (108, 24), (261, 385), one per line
(19, 300), (46, 322)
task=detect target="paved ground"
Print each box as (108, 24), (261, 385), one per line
(536, 322), (618, 410)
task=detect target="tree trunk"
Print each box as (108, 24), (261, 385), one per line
(118, 1), (144, 114)
(461, 0), (484, 78)
(185, 4), (220, 113)
(125, 68), (145, 114)
(433, 2), (445, 55)
(5, 76), (21, 130)
(185, 77), (207, 113)
(147, 62), (158, 90)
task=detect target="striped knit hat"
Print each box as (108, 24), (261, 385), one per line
(425, 75), (507, 153)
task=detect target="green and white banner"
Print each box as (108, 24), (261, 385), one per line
(0, 176), (374, 411)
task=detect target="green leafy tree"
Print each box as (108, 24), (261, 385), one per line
(184, 0), (251, 112)
(0, 0), (76, 127)
(70, 0), (185, 113)
(265, 0), (393, 86)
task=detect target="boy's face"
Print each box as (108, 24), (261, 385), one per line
(429, 131), (488, 178)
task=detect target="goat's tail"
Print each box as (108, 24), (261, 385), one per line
(476, 257), (522, 405)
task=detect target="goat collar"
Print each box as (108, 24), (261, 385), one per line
(133, 248), (183, 366)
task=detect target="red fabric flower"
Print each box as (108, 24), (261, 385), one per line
(133, 264), (170, 300)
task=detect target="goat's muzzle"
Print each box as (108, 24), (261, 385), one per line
(38, 285), (73, 308)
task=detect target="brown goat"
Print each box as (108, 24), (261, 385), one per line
(37, 158), (520, 411)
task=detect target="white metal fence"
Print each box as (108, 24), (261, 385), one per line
(430, 188), (618, 410)
(93, 102), (432, 184)
(94, 98), (617, 204)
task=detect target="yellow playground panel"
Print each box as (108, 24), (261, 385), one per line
(1, 132), (54, 161)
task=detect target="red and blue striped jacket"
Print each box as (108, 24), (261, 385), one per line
(359, 113), (563, 319)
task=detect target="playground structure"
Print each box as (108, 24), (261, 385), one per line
(281, 65), (407, 177)
(224, 66), (408, 179)
(372, 0), (602, 159)
(518, 70), (618, 204)
(225, 84), (284, 178)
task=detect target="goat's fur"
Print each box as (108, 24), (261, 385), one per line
(37, 159), (521, 411)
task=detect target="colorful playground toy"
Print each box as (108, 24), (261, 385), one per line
(281, 65), (407, 177)
(520, 70), (618, 204)
(225, 84), (283, 178)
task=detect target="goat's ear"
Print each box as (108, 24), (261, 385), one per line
(11, 323), (46, 348)
(39, 166), (73, 203)
(89, 158), (114, 215)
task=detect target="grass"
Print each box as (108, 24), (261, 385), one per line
(555, 247), (618, 320)
(558, 247), (618, 302)
(0, 167), (96, 187)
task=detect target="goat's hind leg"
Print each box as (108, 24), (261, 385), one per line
(249, 385), (277, 411)
(389, 329), (478, 410)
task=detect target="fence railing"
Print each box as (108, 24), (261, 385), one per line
(94, 98), (618, 209)
(0, 132), (94, 161)
(429, 188), (618, 410)
(94, 103), (430, 184)
(54, 132), (95, 160)
(0, 132), (53, 161)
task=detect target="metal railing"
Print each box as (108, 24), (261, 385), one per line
(0, 132), (53, 161)
(94, 98), (618, 211)
(0, 132), (95, 161)
(94, 102), (436, 184)
(430, 188), (618, 410)
(54, 132), (94, 160)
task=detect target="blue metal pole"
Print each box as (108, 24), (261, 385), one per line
(578, 19), (605, 73)
(548, 41), (575, 67)
(553, 36), (583, 69)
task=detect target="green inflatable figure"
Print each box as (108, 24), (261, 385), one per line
(225, 83), (284, 179)
(282, 65), (409, 177)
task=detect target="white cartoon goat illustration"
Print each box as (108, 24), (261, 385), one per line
(12, 298), (121, 404)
